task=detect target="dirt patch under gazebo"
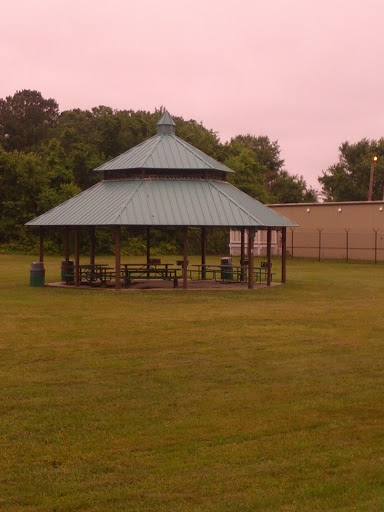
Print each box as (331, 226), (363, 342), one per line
(47, 279), (281, 291)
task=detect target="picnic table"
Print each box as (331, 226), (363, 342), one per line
(78, 263), (115, 286)
(120, 263), (178, 287)
(191, 264), (275, 284)
(191, 264), (244, 282)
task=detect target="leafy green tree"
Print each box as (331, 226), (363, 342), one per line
(0, 141), (80, 249)
(92, 106), (123, 158)
(116, 109), (157, 151)
(224, 135), (279, 201)
(226, 135), (284, 186)
(175, 116), (222, 160)
(54, 108), (157, 189)
(224, 135), (317, 203)
(53, 110), (104, 189)
(0, 90), (59, 152)
(225, 147), (269, 202)
(56, 109), (96, 147)
(0, 148), (48, 244)
(270, 171), (318, 203)
(68, 142), (103, 190)
(319, 139), (384, 201)
(38, 139), (80, 209)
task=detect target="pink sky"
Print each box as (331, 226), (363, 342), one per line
(1, 0), (384, 191)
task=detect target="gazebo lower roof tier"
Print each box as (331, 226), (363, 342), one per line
(26, 178), (296, 228)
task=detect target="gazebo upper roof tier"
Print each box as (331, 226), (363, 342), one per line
(94, 111), (233, 176)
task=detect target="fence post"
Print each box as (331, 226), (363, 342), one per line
(290, 228), (295, 259)
(345, 229), (350, 262)
(318, 228), (323, 261)
(281, 227), (287, 283)
(374, 228), (378, 264)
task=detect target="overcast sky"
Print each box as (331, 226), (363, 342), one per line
(1, 0), (384, 190)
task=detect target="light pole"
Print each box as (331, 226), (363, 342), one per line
(368, 155), (378, 201)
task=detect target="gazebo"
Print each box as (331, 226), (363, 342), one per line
(27, 112), (296, 289)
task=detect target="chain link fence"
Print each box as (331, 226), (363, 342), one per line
(287, 228), (384, 262)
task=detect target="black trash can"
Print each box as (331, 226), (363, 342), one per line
(30, 261), (45, 287)
(220, 257), (233, 281)
(61, 260), (74, 283)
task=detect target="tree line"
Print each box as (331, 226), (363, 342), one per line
(5, 89), (379, 254)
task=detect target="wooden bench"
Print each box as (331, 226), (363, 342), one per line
(254, 268), (275, 284)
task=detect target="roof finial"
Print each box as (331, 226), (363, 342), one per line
(157, 110), (176, 135)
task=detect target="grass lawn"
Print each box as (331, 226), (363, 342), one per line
(1, 254), (384, 511)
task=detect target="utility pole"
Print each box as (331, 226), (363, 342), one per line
(368, 155), (378, 201)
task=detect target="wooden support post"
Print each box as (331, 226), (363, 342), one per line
(267, 228), (272, 287)
(89, 227), (95, 265)
(240, 228), (245, 281)
(281, 227), (287, 284)
(146, 227), (151, 264)
(74, 228), (80, 287)
(247, 227), (255, 289)
(183, 227), (188, 289)
(39, 227), (44, 263)
(64, 227), (70, 262)
(201, 227), (207, 280)
(115, 226), (121, 290)
(146, 227), (150, 278)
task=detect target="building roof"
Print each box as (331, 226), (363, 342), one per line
(94, 111), (234, 174)
(269, 200), (384, 207)
(26, 179), (296, 228)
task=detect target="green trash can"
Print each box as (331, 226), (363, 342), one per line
(220, 257), (233, 281)
(61, 260), (74, 283)
(30, 261), (45, 287)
